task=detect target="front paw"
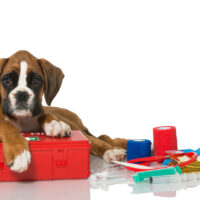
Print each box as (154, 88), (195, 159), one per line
(44, 120), (72, 137)
(3, 139), (31, 173)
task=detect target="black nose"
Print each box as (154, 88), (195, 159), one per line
(15, 91), (29, 102)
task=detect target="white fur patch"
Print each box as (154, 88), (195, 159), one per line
(13, 110), (32, 117)
(103, 149), (126, 163)
(9, 60), (34, 117)
(10, 150), (31, 173)
(18, 61), (28, 86)
(44, 120), (71, 137)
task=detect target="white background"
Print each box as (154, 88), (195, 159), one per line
(1, 0), (200, 199)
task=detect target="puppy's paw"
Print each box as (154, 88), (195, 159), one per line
(4, 138), (31, 173)
(10, 150), (31, 173)
(103, 149), (126, 163)
(44, 120), (72, 137)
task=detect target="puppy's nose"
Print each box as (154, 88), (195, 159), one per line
(15, 91), (29, 102)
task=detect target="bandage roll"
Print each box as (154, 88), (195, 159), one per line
(153, 126), (177, 156)
(127, 139), (151, 161)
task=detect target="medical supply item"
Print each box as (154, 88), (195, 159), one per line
(133, 166), (182, 183)
(127, 150), (198, 183)
(153, 126), (177, 156)
(181, 149), (195, 153)
(114, 151), (197, 184)
(112, 161), (153, 170)
(131, 173), (200, 195)
(181, 148), (200, 156)
(127, 139), (151, 161)
(89, 165), (134, 190)
(0, 130), (90, 181)
(126, 151), (197, 170)
(162, 159), (175, 166)
(181, 161), (200, 173)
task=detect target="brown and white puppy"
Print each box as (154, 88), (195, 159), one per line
(0, 51), (128, 173)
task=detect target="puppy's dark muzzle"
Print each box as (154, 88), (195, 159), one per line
(15, 91), (29, 109)
(16, 104), (28, 110)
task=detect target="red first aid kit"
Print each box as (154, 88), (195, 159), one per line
(0, 130), (91, 181)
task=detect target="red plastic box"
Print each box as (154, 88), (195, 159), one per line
(0, 130), (91, 181)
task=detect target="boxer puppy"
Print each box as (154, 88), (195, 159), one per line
(0, 51), (128, 173)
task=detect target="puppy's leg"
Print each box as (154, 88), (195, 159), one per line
(98, 135), (129, 150)
(0, 121), (31, 173)
(42, 107), (126, 162)
(38, 113), (72, 137)
(43, 107), (94, 136)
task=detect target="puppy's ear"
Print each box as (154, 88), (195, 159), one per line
(0, 58), (9, 104)
(38, 58), (64, 106)
(0, 58), (8, 74)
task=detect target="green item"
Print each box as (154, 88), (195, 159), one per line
(25, 137), (39, 141)
(133, 166), (182, 183)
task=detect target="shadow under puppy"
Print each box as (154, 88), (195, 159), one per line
(0, 50), (128, 173)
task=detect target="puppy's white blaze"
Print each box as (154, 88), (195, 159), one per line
(8, 60), (35, 116)
(18, 61), (28, 86)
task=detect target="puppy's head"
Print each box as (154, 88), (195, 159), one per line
(0, 51), (64, 118)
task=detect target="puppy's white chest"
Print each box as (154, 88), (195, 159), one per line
(14, 116), (41, 132)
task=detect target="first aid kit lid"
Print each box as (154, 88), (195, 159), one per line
(0, 130), (90, 146)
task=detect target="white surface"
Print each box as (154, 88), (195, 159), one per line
(0, 179), (90, 200)
(1, 0), (200, 199)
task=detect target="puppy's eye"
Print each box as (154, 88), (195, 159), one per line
(32, 78), (41, 87)
(3, 78), (13, 87)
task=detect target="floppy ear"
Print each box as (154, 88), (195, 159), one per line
(0, 58), (9, 104)
(38, 58), (64, 106)
(0, 58), (8, 74)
